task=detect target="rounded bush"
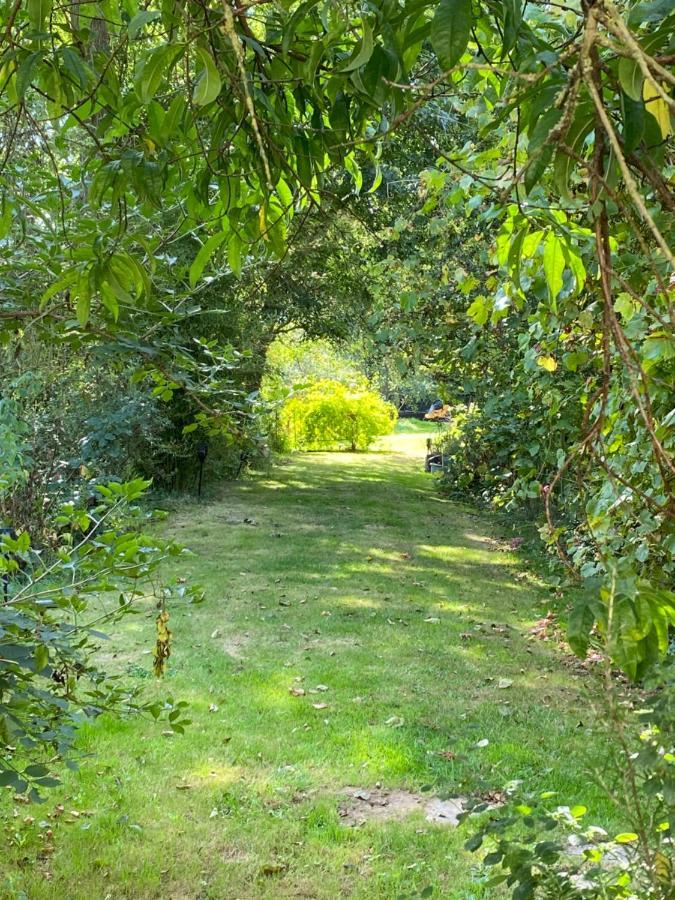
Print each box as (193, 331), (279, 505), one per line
(280, 380), (397, 451)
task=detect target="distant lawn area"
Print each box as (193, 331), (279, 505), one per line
(392, 417), (441, 433)
(1, 429), (619, 899)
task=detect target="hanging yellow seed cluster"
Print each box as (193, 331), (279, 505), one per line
(153, 610), (171, 677)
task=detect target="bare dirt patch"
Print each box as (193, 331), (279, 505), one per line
(211, 630), (250, 659)
(338, 787), (466, 827)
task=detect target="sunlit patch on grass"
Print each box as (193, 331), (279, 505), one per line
(186, 762), (243, 787)
(0, 429), (620, 898)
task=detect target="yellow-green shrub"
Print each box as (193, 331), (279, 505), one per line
(280, 380), (397, 451)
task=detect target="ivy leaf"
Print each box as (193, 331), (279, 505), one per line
(467, 296), (490, 326)
(193, 48), (221, 107)
(431, 0), (472, 73)
(536, 355), (557, 372)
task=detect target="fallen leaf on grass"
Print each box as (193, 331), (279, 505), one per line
(260, 863), (287, 876)
(473, 739), (489, 749)
(312, 703), (329, 710)
(289, 687), (305, 697)
(498, 679), (513, 689)
(314, 684), (329, 692)
(385, 715), (405, 728)
(209, 703), (219, 712)
(424, 617), (440, 624)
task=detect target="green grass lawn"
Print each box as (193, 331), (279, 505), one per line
(2, 427), (620, 899)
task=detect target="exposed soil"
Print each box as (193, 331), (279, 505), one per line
(338, 787), (466, 827)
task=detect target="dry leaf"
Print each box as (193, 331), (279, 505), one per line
(260, 863), (287, 876)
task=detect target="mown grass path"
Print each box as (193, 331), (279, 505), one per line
(3, 426), (614, 899)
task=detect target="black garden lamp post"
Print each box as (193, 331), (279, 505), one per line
(197, 441), (209, 499)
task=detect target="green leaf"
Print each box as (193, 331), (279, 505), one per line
(228, 233), (242, 277)
(524, 107), (561, 193)
(34, 644), (49, 672)
(128, 10), (161, 39)
(464, 833), (483, 852)
(61, 47), (91, 91)
(562, 244), (586, 294)
(615, 832), (639, 843)
(568, 597), (595, 658)
(431, 0), (472, 73)
(513, 880), (535, 900)
(622, 92), (645, 154)
(562, 351), (588, 372)
(193, 48), (221, 106)
(27, 0), (51, 33)
(618, 58), (644, 102)
(503, 0), (522, 54)
(282, 0), (321, 58)
(276, 177), (293, 209)
(134, 44), (184, 105)
(543, 231), (565, 304)
(40, 269), (78, 307)
(16, 51), (43, 99)
(189, 231), (228, 287)
(339, 19), (374, 72)
(553, 103), (594, 198)
(467, 296), (490, 326)
(76, 292), (90, 327)
(628, 0), (673, 26)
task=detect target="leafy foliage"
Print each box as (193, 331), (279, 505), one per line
(279, 380), (396, 452)
(0, 478), (200, 796)
(462, 704), (675, 899)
